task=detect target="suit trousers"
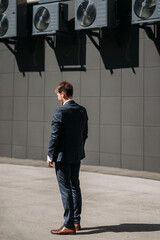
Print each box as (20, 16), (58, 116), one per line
(55, 161), (82, 229)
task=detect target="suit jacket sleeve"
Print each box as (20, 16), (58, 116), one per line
(83, 110), (88, 145)
(48, 108), (62, 160)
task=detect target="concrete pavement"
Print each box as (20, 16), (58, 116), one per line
(0, 158), (160, 240)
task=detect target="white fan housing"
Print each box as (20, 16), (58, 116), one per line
(132, 0), (160, 24)
(75, 0), (116, 30)
(32, 2), (68, 35)
(0, 0), (27, 38)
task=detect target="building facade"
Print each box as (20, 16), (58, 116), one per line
(0, 1), (160, 173)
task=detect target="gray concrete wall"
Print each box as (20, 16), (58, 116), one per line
(0, 25), (160, 172)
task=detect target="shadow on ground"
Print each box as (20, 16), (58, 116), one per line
(77, 224), (160, 235)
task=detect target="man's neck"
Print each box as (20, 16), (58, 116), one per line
(63, 98), (73, 105)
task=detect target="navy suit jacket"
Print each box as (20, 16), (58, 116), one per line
(48, 100), (88, 163)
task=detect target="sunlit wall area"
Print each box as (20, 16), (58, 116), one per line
(0, 1), (160, 173)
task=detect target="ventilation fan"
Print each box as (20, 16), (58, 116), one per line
(0, 0), (27, 39)
(132, 0), (160, 24)
(77, 1), (96, 27)
(0, 0), (9, 13)
(32, 2), (68, 35)
(34, 7), (50, 32)
(0, 13), (8, 36)
(75, 0), (116, 30)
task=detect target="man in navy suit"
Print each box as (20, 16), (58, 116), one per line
(47, 81), (88, 235)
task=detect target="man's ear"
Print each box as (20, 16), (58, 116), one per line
(61, 91), (67, 99)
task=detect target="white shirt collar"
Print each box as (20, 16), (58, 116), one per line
(63, 99), (73, 105)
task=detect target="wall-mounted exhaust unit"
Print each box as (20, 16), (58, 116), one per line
(75, 0), (116, 30)
(0, 0), (27, 38)
(32, 2), (68, 35)
(132, 0), (160, 24)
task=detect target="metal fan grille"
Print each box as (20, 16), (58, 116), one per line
(0, 0), (8, 13)
(134, 0), (156, 19)
(0, 13), (8, 36)
(34, 7), (50, 32)
(77, 1), (96, 27)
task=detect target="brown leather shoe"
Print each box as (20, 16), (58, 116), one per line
(50, 226), (76, 235)
(50, 225), (63, 234)
(74, 224), (81, 231)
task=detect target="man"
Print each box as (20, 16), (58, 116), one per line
(47, 81), (88, 235)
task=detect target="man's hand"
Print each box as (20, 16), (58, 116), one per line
(47, 160), (53, 168)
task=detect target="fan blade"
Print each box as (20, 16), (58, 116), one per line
(0, 13), (8, 36)
(134, 0), (156, 19)
(34, 7), (50, 31)
(77, 1), (96, 27)
(0, 0), (8, 13)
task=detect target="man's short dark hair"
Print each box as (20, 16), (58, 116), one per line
(55, 81), (73, 98)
